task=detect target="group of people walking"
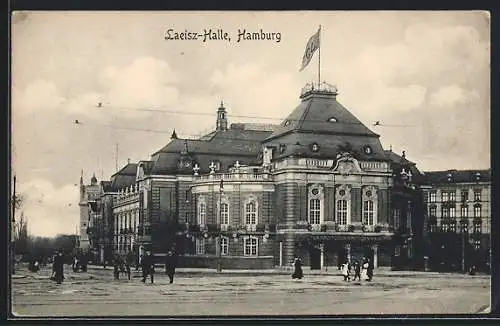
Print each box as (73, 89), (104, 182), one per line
(112, 250), (177, 285)
(341, 257), (373, 282)
(291, 256), (374, 282)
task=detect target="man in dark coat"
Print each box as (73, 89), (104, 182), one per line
(141, 251), (154, 284)
(113, 254), (121, 280)
(125, 251), (135, 280)
(292, 257), (303, 279)
(52, 251), (65, 284)
(353, 260), (362, 281)
(165, 251), (177, 284)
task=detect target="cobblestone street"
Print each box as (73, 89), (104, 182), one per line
(11, 265), (490, 317)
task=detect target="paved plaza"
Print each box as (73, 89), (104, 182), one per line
(11, 265), (490, 317)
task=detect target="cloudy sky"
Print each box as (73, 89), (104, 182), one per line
(12, 11), (490, 237)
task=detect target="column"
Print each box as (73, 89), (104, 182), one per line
(372, 244), (378, 268)
(282, 233), (295, 267)
(320, 243), (324, 270)
(345, 243), (351, 263)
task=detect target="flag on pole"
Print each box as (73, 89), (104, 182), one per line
(299, 27), (321, 71)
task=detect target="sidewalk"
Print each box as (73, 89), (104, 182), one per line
(85, 264), (490, 278)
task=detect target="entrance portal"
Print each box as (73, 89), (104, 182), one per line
(309, 246), (321, 270)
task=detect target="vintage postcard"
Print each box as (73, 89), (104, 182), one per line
(10, 11), (490, 317)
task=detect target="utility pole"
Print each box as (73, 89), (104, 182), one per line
(11, 175), (17, 275)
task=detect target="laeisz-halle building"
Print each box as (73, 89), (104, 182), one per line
(81, 83), (489, 271)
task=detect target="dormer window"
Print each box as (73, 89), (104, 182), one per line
(284, 120), (291, 127)
(363, 145), (373, 155)
(279, 144), (286, 154)
(327, 117), (338, 123)
(310, 143), (320, 152)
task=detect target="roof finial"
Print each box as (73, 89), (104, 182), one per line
(402, 150), (406, 159)
(80, 169), (83, 184)
(220, 99), (224, 108)
(171, 129), (178, 139)
(389, 144), (393, 152)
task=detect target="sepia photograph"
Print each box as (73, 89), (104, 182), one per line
(10, 11), (490, 317)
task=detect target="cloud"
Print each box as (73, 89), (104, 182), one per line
(209, 62), (301, 122)
(17, 179), (79, 237)
(12, 79), (66, 116)
(429, 85), (479, 108)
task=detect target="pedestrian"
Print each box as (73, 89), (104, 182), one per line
(113, 254), (121, 280)
(361, 257), (369, 281)
(141, 251), (155, 284)
(165, 250), (177, 284)
(136, 254), (143, 271)
(125, 251), (135, 280)
(342, 262), (350, 281)
(353, 260), (361, 281)
(291, 256), (303, 279)
(52, 251), (65, 284)
(367, 258), (373, 282)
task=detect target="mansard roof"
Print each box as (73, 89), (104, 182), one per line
(110, 163), (137, 190)
(100, 181), (113, 193)
(262, 89), (386, 161)
(265, 90), (379, 141)
(422, 169), (491, 185)
(150, 124), (275, 175)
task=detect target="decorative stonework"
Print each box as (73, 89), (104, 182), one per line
(332, 152), (363, 176)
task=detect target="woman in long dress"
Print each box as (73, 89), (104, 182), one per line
(361, 258), (369, 281)
(292, 257), (303, 279)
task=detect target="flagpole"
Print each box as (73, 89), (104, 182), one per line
(318, 25), (321, 88)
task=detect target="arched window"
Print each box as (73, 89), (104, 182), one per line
(363, 200), (374, 225)
(336, 200), (348, 225)
(308, 184), (324, 225)
(197, 196), (207, 226)
(474, 204), (481, 218)
(336, 185), (351, 226)
(220, 203), (229, 225)
(245, 201), (257, 225)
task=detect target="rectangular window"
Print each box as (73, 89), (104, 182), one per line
(450, 207), (456, 218)
(442, 191), (449, 202)
(393, 209), (400, 229)
(336, 200), (348, 225)
(309, 199), (321, 225)
(394, 246), (401, 256)
(363, 200), (374, 225)
(220, 203), (229, 225)
(474, 205), (481, 218)
(244, 237), (258, 256)
(474, 189), (482, 201)
(429, 206), (437, 217)
(450, 221), (456, 233)
(461, 206), (468, 218)
(429, 192), (436, 203)
(196, 238), (205, 255)
(461, 190), (469, 202)
(473, 221), (481, 234)
(441, 220), (449, 232)
(442, 207), (450, 218)
(220, 237), (229, 256)
(474, 240), (481, 250)
(198, 203), (206, 226)
(449, 191), (456, 202)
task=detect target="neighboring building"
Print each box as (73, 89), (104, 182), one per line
(421, 169), (491, 273)
(78, 172), (101, 251)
